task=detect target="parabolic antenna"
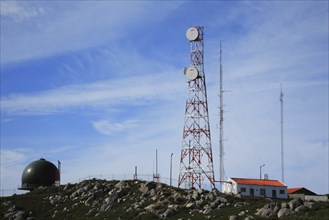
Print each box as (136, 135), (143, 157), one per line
(184, 67), (199, 81)
(186, 27), (200, 41)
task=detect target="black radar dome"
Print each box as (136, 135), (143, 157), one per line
(20, 158), (60, 190)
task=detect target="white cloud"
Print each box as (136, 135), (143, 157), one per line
(0, 70), (183, 116)
(92, 119), (139, 135)
(0, 1), (183, 64)
(0, 1), (45, 21)
(1, 149), (27, 166)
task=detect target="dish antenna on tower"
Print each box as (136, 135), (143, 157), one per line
(178, 26), (215, 189)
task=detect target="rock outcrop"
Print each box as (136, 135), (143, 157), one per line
(1, 179), (325, 220)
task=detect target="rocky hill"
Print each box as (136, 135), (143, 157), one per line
(1, 179), (328, 219)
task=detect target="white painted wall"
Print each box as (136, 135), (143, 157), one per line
(305, 195), (328, 202)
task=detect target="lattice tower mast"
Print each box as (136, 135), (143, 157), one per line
(219, 41), (225, 190)
(178, 26), (215, 189)
(280, 83), (285, 183)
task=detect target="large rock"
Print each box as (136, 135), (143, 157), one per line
(277, 208), (295, 218)
(210, 197), (222, 208)
(255, 207), (273, 217)
(229, 215), (239, 220)
(114, 181), (128, 189)
(304, 201), (314, 209)
(161, 205), (178, 219)
(14, 211), (26, 220)
(185, 202), (194, 209)
(295, 205), (309, 213)
(144, 204), (159, 214)
(218, 196), (228, 203)
(288, 198), (303, 210)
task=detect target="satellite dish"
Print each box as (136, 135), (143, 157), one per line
(186, 27), (200, 41)
(184, 67), (199, 81)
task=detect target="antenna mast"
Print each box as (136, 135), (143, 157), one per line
(280, 83), (285, 183)
(153, 149), (160, 183)
(219, 41), (225, 190)
(178, 26), (215, 189)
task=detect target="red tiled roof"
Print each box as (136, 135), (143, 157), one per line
(288, 187), (303, 194)
(231, 178), (286, 187)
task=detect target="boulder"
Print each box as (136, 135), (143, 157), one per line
(288, 198), (303, 210)
(238, 210), (246, 216)
(229, 215), (239, 220)
(186, 202), (194, 208)
(192, 190), (200, 200)
(234, 202), (249, 208)
(195, 200), (204, 209)
(218, 196), (228, 203)
(295, 205), (309, 213)
(14, 210), (26, 220)
(114, 181), (128, 189)
(304, 201), (314, 209)
(277, 208), (295, 218)
(84, 196), (94, 206)
(144, 204), (159, 214)
(210, 197), (222, 208)
(161, 206), (177, 219)
(255, 207), (273, 217)
(149, 188), (156, 197)
(273, 204), (281, 214)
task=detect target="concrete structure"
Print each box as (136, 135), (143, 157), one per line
(223, 177), (288, 199)
(288, 187), (328, 201)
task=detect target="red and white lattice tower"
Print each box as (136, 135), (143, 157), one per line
(178, 26), (215, 189)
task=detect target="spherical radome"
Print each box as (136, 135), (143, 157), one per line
(20, 158), (59, 190)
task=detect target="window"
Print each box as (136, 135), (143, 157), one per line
(280, 190), (285, 194)
(260, 188), (266, 195)
(241, 187), (246, 192)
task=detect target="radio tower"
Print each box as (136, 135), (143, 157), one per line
(280, 83), (285, 183)
(219, 41), (225, 191)
(178, 26), (215, 189)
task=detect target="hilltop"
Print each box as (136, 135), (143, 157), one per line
(1, 179), (328, 220)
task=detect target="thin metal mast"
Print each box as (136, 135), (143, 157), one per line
(219, 41), (225, 190)
(280, 83), (285, 183)
(153, 149), (160, 183)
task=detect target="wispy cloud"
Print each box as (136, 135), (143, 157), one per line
(0, 1), (183, 64)
(0, 1), (45, 21)
(1, 149), (27, 166)
(92, 119), (139, 135)
(0, 71), (183, 116)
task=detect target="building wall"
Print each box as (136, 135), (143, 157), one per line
(223, 179), (287, 199)
(305, 195), (328, 202)
(288, 194), (328, 201)
(222, 179), (237, 194)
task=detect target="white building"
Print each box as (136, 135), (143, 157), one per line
(223, 177), (288, 199)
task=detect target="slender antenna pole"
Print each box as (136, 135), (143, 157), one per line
(280, 83), (285, 183)
(153, 149), (160, 182)
(219, 41), (225, 190)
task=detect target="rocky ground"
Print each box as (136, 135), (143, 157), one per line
(1, 179), (328, 219)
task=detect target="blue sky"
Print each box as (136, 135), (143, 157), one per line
(1, 1), (328, 194)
